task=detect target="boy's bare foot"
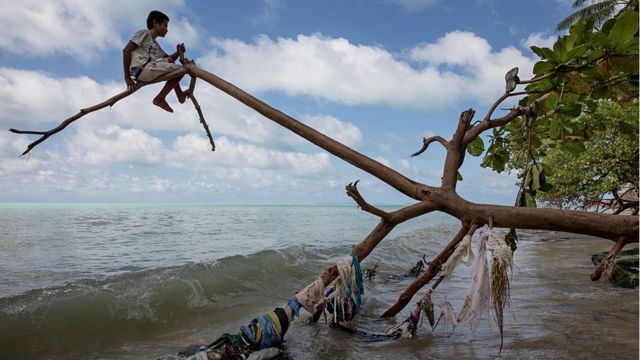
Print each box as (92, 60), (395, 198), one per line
(177, 90), (189, 104)
(153, 98), (174, 113)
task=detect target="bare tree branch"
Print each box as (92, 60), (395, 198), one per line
(482, 92), (510, 123)
(462, 92), (551, 147)
(346, 180), (392, 221)
(187, 76), (215, 151)
(518, 72), (555, 84)
(9, 68), (188, 156)
(426, 222), (480, 293)
(410, 136), (449, 157)
(441, 109), (475, 189)
(591, 236), (627, 281)
(322, 200), (439, 287)
(381, 222), (479, 318)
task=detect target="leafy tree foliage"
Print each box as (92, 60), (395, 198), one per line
(538, 99), (638, 211)
(468, 10), (638, 219)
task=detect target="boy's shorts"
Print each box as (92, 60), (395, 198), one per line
(137, 59), (182, 82)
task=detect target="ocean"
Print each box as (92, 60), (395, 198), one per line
(0, 203), (637, 359)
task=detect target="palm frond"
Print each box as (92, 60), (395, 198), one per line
(556, 0), (621, 30)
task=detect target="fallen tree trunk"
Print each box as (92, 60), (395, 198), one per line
(9, 61), (638, 350)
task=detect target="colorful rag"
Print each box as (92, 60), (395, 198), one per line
(351, 253), (364, 312)
(286, 297), (301, 320)
(240, 309), (289, 350)
(295, 276), (325, 314)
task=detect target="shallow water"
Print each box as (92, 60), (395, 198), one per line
(0, 204), (637, 359)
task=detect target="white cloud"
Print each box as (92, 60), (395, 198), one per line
(409, 31), (536, 102)
(165, 16), (199, 50)
(1, 126), (336, 200)
(0, 0), (189, 62)
(168, 134), (333, 176)
(387, 0), (440, 12)
(252, 0), (285, 27)
(522, 32), (558, 50)
(0, 66), (364, 166)
(201, 32), (536, 111)
(479, 168), (518, 194)
(51, 121), (333, 177)
(65, 124), (166, 166)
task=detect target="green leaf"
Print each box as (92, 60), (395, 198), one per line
(524, 191), (537, 208)
(533, 61), (554, 75)
(530, 46), (559, 63)
(543, 92), (560, 112)
(523, 167), (533, 188)
(493, 153), (509, 173)
(609, 11), (639, 49)
(525, 79), (554, 93)
(531, 165), (541, 191)
(558, 102), (582, 117)
(467, 137), (485, 157)
(457, 171), (463, 181)
(539, 170), (553, 192)
(517, 190), (527, 207)
(566, 44), (588, 60)
(553, 37), (568, 62)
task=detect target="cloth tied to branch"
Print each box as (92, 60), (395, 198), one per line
(295, 276), (325, 314)
(324, 253), (364, 328)
(240, 308), (290, 350)
(443, 234), (475, 277)
(439, 227), (512, 340)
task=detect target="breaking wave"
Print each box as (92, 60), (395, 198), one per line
(0, 223), (461, 357)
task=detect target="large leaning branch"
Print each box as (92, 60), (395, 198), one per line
(9, 69), (188, 156)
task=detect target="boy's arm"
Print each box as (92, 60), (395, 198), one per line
(166, 43), (186, 63)
(123, 41), (138, 90)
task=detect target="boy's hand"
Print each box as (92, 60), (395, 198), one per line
(176, 43), (186, 54)
(125, 76), (138, 92)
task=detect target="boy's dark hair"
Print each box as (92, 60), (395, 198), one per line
(146, 10), (169, 29)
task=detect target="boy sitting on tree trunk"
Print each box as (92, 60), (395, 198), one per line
(123, 10), (188, 113)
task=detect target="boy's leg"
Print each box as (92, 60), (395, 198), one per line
(138, 62), (186, 113)
(174, 84), (188, 104)
(153, 78), (180, 113)
(173, 75), (189, 104)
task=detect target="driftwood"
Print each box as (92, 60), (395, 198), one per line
(9, 61), (639, 346)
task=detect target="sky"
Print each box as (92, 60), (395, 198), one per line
(0, 0), (572, 204)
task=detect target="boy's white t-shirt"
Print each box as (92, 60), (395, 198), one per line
(129, 29), (167, 71)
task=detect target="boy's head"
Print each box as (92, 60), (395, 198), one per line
(146, 10), (170, 33)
